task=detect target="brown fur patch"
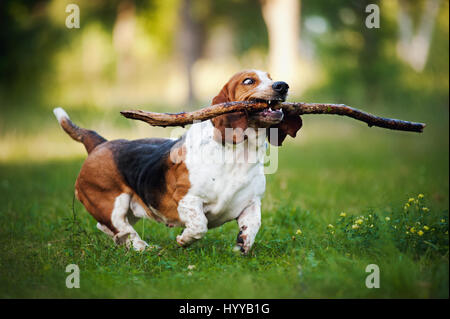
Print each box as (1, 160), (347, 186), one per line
(75, 140), (190, 233)
(60, 117), (106, 154)
(131, 194), (164, 223)
(211, 112), (249, 144)
(75, 143), (131, 234)
(156, 144), (190, 223)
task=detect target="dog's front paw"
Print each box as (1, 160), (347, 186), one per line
(233, 245), (250, 255)
(176, 235), (187, 247)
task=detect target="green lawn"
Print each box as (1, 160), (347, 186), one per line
(0, 105), (448, 298)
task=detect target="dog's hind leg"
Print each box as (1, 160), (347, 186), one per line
(111, 193), (149, 251)
(128, 197), (164, 250)
(97, 223), (114, 237)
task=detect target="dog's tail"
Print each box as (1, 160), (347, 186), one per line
(53, 107), (107, 154)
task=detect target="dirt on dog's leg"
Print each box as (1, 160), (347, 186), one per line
(235, 199), (262, 255)
(176, 195), (208, 246)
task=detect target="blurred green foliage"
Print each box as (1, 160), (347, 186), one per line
(302, 0), (448, 110)
(0, 0), (448, 299)
(0, 0), (447, 111)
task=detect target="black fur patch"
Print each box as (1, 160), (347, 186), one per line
(236, 230), (244, 244)
(112, 138), (181, 209)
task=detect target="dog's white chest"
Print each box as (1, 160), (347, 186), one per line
(183, 121), (266, 227)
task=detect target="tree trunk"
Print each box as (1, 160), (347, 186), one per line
(113, 0), (136, 85)
(177, 0), (203, 108)
(396, 0), (441, 72)
(261, 0), (300, 82)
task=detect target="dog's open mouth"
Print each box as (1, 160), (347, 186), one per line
(247, 98), (284, 126)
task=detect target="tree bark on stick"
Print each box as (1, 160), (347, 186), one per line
(120, 101), (425, 133)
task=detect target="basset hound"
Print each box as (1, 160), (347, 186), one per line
(53, 70), (302, 254)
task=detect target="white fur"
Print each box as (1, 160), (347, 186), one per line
(176, 120), (266, 251)
(176, 194), (208, 246)
(129, 199), (149, 219)
(97, 222), (114, 236)
(236, 199), (262, 254)
(53, 107), (69, 123)
(110, 193), (149, 251)
(130, 197), (182, 227)
(254, 70), (272, 92)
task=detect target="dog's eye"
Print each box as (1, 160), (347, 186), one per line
(242, 78), (254, 85)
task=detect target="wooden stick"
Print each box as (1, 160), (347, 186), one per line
(120, 101), (426, 133)
(283, 102), (426, 132)
(120, 101), (268, 127)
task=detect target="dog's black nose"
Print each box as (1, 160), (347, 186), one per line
(272, 81), (289, 94)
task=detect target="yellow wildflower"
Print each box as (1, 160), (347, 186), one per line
(423, 226), (430, 231)
(327, 224), (334, 229)
(356, 219), (363, 225)
(410, 227), (416, 233)
(340, 212), (346, 217)
(408, 198), (415, 203)
(418, 230), (424, 236)
(422, 207), (429, 212)
(418, 194), (424, 199)
(385, 217), (390, 221)
(441, 219), (445, 223)
(296, 229), (302, 235)
(352, 224), (359, 229)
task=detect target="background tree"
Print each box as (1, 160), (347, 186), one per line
(261, 0), (301, 82)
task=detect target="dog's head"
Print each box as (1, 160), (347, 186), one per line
(211, 70), (302, 145)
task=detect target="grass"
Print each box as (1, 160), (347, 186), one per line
(0, 104), (448, 298)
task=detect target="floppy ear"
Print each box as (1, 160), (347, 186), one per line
(211, 87), (248, 144)
(211, 112), (249, 144)
(267, 114), (302, 146)
(212, 86), (229, 105)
